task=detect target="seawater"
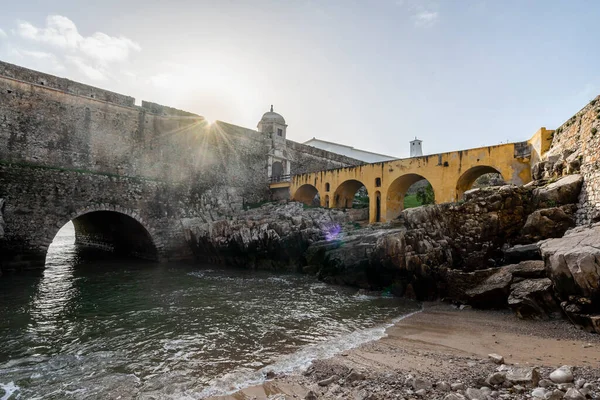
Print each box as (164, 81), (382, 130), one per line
(0, 223), (420, 399)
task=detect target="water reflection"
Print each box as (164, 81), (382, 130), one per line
(29, 222), (78, 343)
(0, 223), (420, 399)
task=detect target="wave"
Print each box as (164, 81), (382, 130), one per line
(197, 306), (423, 398)
(0, 382), (20, 400)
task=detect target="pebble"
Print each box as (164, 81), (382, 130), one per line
(550, 366), (574, 384)
(488, 353), (504, 364)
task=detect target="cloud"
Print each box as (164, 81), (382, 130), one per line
(7, 15), (140, 81)
(0, 28), (7, 39)
(66, 56), (107, 81)
(413, 10), (439, 27)
(396, 0), (440, 27)
(16, 15), (140, 64)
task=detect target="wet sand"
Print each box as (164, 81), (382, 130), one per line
(208, 303), (600, 399)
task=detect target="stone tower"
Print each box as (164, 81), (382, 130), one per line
(410, 137), (423, 157)
(258, 105), (290, 181)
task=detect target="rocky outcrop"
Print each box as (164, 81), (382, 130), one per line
(184, 202), (350, 269)
(540, 224), (600, 333)
(185, 175), (589, 324)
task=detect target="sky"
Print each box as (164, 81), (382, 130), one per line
(1, 0), (599, 158)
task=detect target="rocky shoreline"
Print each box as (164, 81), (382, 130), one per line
(209, 303), (600, 400)
(185, 173), (600, 334)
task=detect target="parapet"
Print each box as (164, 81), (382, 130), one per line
(140, 101), (200, 117)
(0, 60), (135, 107)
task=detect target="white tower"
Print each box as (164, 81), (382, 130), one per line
(410, 137), (423, 157)
(258, 105), (290, 181)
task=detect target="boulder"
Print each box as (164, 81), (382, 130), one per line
(508, 278), (560, 319)
(532, 174), (583, 208)
(520, 205), (576, 242)
(464, 268), (513, 308)
(540, 224), (600, 325)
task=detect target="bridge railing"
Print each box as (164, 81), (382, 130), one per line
(269, 174), (291, 183)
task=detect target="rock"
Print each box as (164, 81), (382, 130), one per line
(549, 366), (574, 384)
(520, 206), (576, 242)
(488, 353), (504, 364)
(411, 378), (432, 391)
(265, 370), (276, 379)
(464, 268), (513, 308)
(503, 243), (542, 264)
(465, 388), (484, 400)
(345, 370), (366, 382)
(451, 382), (466, 391)
(508, 278), (560, 319)
(502, 366), (540, 387)
(532, 387), (548, 398)
(532, 174), (583, 208)
(508, 260), (547, 279)
(540, 224), (600, 333)
(538, 379), (553, 388)
(547, 389), (566, 400)
(563, 388), (585, 400)
(485, 372), (506, 386)
(436, 381), (452, 392)
(318, 375), (338, 386)
(574, 379), (585, 389)
(444, 394), (467, 400)
(415, 388), (427, 396)
(304, 390), (318, 400)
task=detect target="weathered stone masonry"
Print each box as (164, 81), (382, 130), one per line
(0, 60), (360, 273)
(542, 95), (600, 224)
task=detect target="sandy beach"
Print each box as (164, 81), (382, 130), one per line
(209, 303), (600, 399)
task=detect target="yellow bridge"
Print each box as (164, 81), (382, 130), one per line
(288, 128), (553, 223)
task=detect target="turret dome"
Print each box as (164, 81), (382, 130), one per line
(260, 105), (286, 125)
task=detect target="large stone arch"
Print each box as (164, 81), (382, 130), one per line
(43, 205), (161, 261)
(456, 166), (505, 201)
(333, 179), (368, 209)
(292, 184), (320, 206)
(386, 173), (436, 221)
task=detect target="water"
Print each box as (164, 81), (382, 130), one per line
(0, 223), (420, 399)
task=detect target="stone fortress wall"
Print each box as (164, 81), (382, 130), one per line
(0, 60), (360, 271)
(540, 95), (600, 225)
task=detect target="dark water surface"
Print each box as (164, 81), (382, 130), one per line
(0, 223), (420, 399)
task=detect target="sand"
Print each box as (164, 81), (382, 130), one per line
(207, 303), (600, 399)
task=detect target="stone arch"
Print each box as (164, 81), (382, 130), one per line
(456, 166), (505, 200)
(293, 184), (320, 206)
(44, 205), (161, 261)
(333, 179), (368, 208)
(386, 173), (436, 221)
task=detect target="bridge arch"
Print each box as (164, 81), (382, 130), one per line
(456, 166), (505, 200)
(332, 179), (368, 209)
(385, 173), (436, 221)
(292, 184), (320, 206)
(44, 205), (160, 262)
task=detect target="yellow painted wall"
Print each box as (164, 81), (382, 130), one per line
(291, 130), (548, 223)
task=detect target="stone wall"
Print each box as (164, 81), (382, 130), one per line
(0, 60), (361, 272)
(544, 95), (600, 224)
(285, 140), (363, 174)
